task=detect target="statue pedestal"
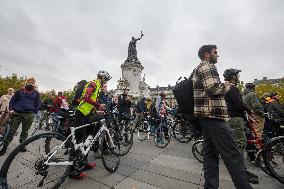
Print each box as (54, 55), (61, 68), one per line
(116, 59), (149, 97)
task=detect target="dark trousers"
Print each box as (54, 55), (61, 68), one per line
(4, 112), (35, 146)
(200, 118), (253, 189)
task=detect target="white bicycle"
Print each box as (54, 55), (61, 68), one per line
(0, 116), (120, 189)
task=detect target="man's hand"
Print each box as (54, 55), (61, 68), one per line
(9, 110), (15, 114)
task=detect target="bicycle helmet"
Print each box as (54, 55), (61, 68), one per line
(223, 69), (241, 81)
(97, 70), (112, 81)
(245, 83), (255, 90)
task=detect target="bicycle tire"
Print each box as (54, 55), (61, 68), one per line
(100, 130), (120, 173)
(0, 132), (74, 189)
(0, 122), (10, 150)
(192, 139), (203, 163)
(154, 124), (171, 148)
(137, 121), (149, 141)
(255, 149), (272, 176)
(117, 124), (133, 156)
(172, 122), (193, 143)
(263, 136), (284, 184)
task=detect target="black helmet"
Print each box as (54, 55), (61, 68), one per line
(223, 69), (241, 81)
(245, 83), (255, 90)
(97, 70), (112, 81)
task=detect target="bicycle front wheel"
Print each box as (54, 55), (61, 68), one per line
(100, 130), (120, 173)
(137, 121), (149, 141)
(263, 136), (284, 184)
(0, 132), (74, 189)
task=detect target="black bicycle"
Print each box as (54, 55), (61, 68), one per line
(263, 136), (284, 184)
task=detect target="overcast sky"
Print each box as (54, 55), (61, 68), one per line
(0, 0), (283, 92)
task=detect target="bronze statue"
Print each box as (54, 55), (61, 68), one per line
(127, 31), (144, 61)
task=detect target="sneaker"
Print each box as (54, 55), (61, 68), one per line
(247, 172), (259, 184)
(68, 172), (88, 180)
(0, 146), (8, 156)
(19, 147), (27, 152)
(246, 170), (258, 178)
(83, 162), (97, 171)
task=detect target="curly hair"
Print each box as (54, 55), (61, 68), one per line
(198, 44), (217, 59)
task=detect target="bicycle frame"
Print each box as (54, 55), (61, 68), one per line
(246, 116), (265, 149)
(43, 119), (115, 166)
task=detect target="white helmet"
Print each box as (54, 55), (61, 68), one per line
(97, 70), (112, 81)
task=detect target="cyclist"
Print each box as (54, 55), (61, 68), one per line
(243, 83), (265, 140)
(69, 70), (111, 179)
(223, 69), (259, 184)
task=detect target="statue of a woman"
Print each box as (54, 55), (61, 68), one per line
(127, 31), (144, 61)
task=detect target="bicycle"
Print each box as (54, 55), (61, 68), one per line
(31, 109), (53, 135)
(0, 114), (120, 189)
(171, 113), (194, 143)
(137, 112), (156, 141)
(154, 115), (171, 148)
(107, 111), (133, 156)
(263, 136), (284, 184)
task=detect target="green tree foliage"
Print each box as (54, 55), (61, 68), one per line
(0, 74), (26, 96)
(256, 83), (284, 104)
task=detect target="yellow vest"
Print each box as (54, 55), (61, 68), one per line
(77, 79), (101, 116)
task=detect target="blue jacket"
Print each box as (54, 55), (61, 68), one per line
(9, 88), (41, 114)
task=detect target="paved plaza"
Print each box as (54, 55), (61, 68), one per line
(0, 130), (283, 189)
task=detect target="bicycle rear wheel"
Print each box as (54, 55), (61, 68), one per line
(0, 132), (74, 189)
(100, 131), (120, 173)
(192, 139), (203, 163)
(263, 136), (284, 184)
(137, 121), (149, 141)
(0, 122), (10, 150)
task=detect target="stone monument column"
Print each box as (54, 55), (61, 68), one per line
(121, 61), (144, 96)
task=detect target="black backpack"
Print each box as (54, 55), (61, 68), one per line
(172, 76), (194, 119)
(71, 80), (88, 106)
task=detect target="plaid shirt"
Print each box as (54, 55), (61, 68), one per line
(192, 61), (230, 120)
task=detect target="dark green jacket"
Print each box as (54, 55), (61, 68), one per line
(242, 88), (264, 117)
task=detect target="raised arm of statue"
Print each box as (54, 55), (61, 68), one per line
(134, 31), (144, 41)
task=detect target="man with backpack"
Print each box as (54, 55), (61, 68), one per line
(69, 70), (111, 179)
(223, 69), (259, 184)
(192, 45), (252, 189)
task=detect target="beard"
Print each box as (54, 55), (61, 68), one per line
(209, 56), (217, 64)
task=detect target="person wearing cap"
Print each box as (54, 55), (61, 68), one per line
(0, 77), (41, 156)
(243, 83), (265, 139)
(0, 88), (15, 128)
(223, 69), (259, 184)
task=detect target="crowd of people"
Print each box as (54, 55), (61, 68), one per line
(0, 44), (283, 188)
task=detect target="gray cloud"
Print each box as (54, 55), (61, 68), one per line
(0, 0), (283, 91)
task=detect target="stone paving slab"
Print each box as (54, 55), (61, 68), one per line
(0, 126), (283, 189)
